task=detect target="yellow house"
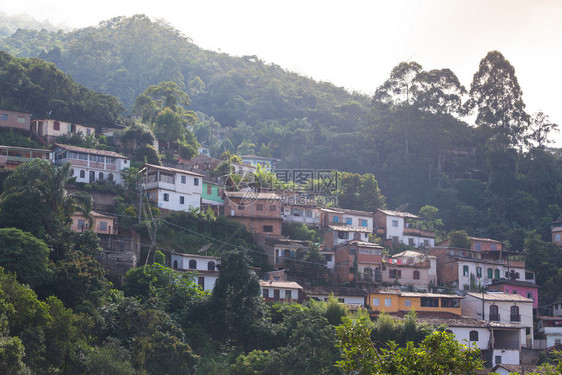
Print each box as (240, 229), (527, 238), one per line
(368, 289), (463, 316)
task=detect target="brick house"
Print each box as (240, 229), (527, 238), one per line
(224, 191), (282, 236)
(32, 118), (95, 144)
(333, 240), (383, 284)
(0, 109), (31, 132)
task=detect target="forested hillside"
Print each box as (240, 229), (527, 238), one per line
(2, 14), (562, 253)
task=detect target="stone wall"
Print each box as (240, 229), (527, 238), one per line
(97, 233), (140, 283)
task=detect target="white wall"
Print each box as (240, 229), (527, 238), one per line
(385, 215), (404, 240)
(492, 349), (519, 366)
(449, 327), (490, 350)
(307, 294), (364, 305)
(261, 287), (299, 300)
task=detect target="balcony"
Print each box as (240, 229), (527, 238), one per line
(490, 313), (500, 322)
(510, 314), (521, 322)
(494, 341), (519, 350)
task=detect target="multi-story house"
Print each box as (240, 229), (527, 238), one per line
(429, 247), (535, 291)
(271, 239), (310, 268)
(224, 191), (283, 236)
(537, 316), (562, 347)
(171, 253), (219, 291)
(140, 163), (203, 211)
(260, 280), (303, 303)
(382, 250), (437, 289)
(0, 109), (31, 132)
(281, 204), (321, 227)
(487, 279), (539, 309)
(462, 292), (534, 349)
(334, 240), (383, 284)
(552, 218), (562, 247)
(32, 118), (95, 144)
(201, 180), (224, 215)
(321, 208), (373, 232)
(0, 145), (52, 169)
(374, 209), (435, 249)
(52, 143), (130, 185)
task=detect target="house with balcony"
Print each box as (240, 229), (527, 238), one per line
(171, 253), (219, 291)
(374, 209), (435, 249)
(52, 144), (130, 185)
(0, 109), (31, 132)
(321, 208), (373, 232)
(270, 239), (310, 268)
(32, 119), (95, 144)
(537, 316), (562, 347)
(415, 314), (524, 368)
(429, 246), (535, 292)
(282, 204), (321, 227)
(223, 191), (283, 236)
(323, 224), (371, 249)
(260, 280), (303, 303)
(333, 240), (383, 285)
(381, 250), (437, 289)
(0, 145), (52, 169)
(462, 292), (534, 349)
(140, 164), (203, 211)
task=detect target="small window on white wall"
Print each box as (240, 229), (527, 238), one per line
(556, 234), (561, 242)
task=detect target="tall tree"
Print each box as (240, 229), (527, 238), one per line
(528, 111), (559, 148)
(467, 50), (529, 149)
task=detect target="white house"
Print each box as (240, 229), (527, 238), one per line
(171, 253), (219, 292)
(260, 280), (302, 302)
(52, 143), (130, 185)
(374, 209), (435, 248)
(282, 204), (321, 227)
(462, 292), (534, 349)
(240, 154), (280, 172)
(537, 316), (562, 347)
(141, 164), (203, 211)
(304, 286), (365, 305)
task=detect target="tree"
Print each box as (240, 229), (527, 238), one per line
(448, 230), (471, 249)
(529, 111), (559, 148)
(467, 50), (529, 149)
(0, 228), (51, 288)
(336, 316), (483, 374)
(374, 62), (423, 107)
(417, 205), (444, 233)
(336, 172), (386, 212)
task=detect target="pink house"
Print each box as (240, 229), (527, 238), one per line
(487, 280), (539, 309)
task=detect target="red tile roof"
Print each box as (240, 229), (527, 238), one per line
(53, 143), (127, 159)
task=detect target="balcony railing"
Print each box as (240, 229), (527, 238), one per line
(494, 341), (519, 350)
(510, 314), (521, 322)
(489, 313), (500, 322)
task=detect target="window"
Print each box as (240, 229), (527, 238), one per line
(70, 168), (74, 176)
(189, 259), (197, 269)
(491, 244), (497, 251)
(106, 157), (116, 165)
(173, 260), (178, 269)
(420, 298), (439, 307)
(98, 172), (104, 181)
(476, 267), (482, 278)
(493, 269), (499, 280)
(208, 261), (216, 271)
(238, 204), (245, 210)
(510, 305), (520, 322)
(384, 298), (391, 306)
(349, 248), (356, 255)
(488, 268), (493, 279)
(392, 219), (398, 227)
(99, 221), (107, 232)
(53, 121), (60, 131)
(495, 356), (502, 365)
(263, 289), (269, 298)
(489, 305), (499, 321)
(474, 242), (482, 250)
(360, 219), (368, 227)
(441, 298), (460, 308)
(194, 178), (199, 186)
(181, 175), (186, 184)
(198, 276), (205, 290)
(17, 116), (25, 124)
(274, 289), (280, 300)
(180, 196), (185, 204)
(469, 330), (479, 342)
(256, 204), (263, 211)
(0, 113), (7, 121)
(269, 204), (276, 211)
(80, 170), (85, 178)
(345, 217), (352, 225)
(333, 216), (339, 223)
(286, 290), (292, 300)
(77, 219), (85, 231)
(527, 292), (533, 300)
(525, 272), (534, 280)
(163, 193), (169, 202)
(263, 225), (273, 233)
(324, 254), (332, 262)
(108, 173), (113, 182)
(389, 269), (401, 279)
(413, 270), (420, 280)
(306, 210), (312, 217)
(557, 234), (561, 242)
(404, 299), (412, 307)
(338, 231), (349, 240)
(463, 265), (469, 277)
(372, 298), (380, 306)
(408, 238), (414, 246)
(207, 185), (212, 194)
(423, 239), (429, 246)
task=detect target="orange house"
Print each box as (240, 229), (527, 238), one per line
(71, 211), (117, 235)
(368, 289), (463, 316)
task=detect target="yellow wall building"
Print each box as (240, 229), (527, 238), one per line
(368, 290), (463, 316)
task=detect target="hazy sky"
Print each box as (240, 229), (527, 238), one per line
(4, 0), (562, 143)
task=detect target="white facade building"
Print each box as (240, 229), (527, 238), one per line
(171, 253), (219, 292)
(374, 209), (435, 248)
(260, 280), (302, 302)
(141, 164), (203, 211)
(462, 292), (534, 349)
(52, 143), (130, 186)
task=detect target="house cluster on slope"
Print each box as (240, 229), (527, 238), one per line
(0, 108), (557, 370)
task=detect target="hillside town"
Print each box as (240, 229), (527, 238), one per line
(1, 108), (560, 373)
